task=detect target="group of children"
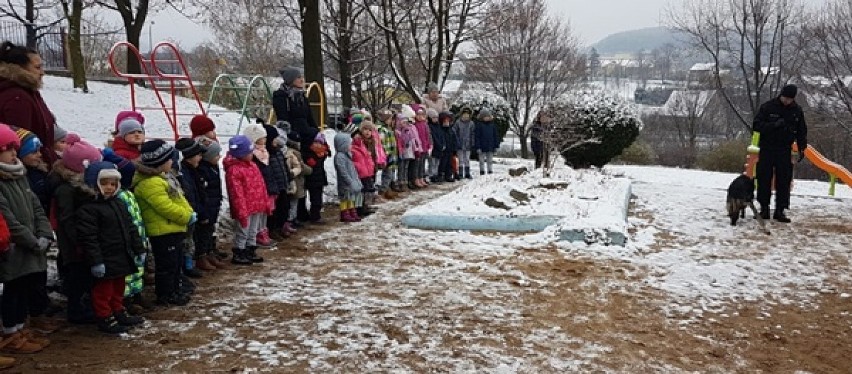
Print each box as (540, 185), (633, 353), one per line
(0, 97), (501, 366)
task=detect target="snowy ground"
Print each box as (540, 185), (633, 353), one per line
(23, 160), (852, 372)
(22, 77), (852, 372)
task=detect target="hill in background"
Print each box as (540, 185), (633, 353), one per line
(591, 26), (686, 56)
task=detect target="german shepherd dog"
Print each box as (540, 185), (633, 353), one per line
(726, 174), (770, 235)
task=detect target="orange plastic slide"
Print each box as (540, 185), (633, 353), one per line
(796, 144), (852, 188)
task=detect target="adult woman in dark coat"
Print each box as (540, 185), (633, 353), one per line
(0, 42), (58, 165)
(273, 67), (327, 223)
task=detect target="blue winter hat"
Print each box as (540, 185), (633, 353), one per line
(228, 135), (253, 159)
(83, 161), (121, 190)
(16, 129), (41, 158)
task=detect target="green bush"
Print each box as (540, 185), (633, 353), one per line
(697, 139), (750, 172)
(615, 140), (657, 165)
(547, 91), (642, 168)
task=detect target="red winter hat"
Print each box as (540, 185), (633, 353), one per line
(0, 124), (20, 152)
(115, 111), (145, 132)
(190, 115), (216, 138)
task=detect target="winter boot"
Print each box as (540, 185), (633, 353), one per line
(480, 169), (486, 175)
(28, 316), (62, 334)
(231, 248), (253, 265)
(0, 332), (43, 354)
(195, 256), (217, 271)
(19, 329), (50, 349)
(114, 310), (145, 327)
(256, 229), (274, 248)
(184, 267), (203, 279)
(465, 167), (472, 179)
(246, 246), (264, 263)
(0, 355), (13, 370)
(282, 221), (298, 234)
(213, 246), (229, 260)
(758, 206), (770, 220)
(773, 209), (791, 223)
(269, 228), (286, 241)
(97, 315), (130, 334)
(348, 208), (362, 222)
(207, 254), (228, 269)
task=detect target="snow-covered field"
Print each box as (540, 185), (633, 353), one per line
(23, 77), (852, 372)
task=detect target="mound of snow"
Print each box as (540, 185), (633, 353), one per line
(402, 166), (632, 245)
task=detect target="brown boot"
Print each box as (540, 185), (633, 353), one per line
(0, 355), (14, 369)
(28, 316), (63, 334)
(0, 332), (43, 354)
(196, 256), (217, 271)
(207, 254), (228, 269)
(20, 329), (50, 349)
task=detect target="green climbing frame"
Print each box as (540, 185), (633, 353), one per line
(206, 74), (274, 135)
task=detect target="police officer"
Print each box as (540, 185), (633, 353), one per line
(752, 84), (808, 223)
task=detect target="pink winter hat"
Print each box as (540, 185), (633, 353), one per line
(62, 137), (102, 173)
(114, 111), (145, 132)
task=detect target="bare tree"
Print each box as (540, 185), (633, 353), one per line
(0, 0), (63, 48)
(95, 0), (149, 75)
(364, 0), (491, 102)
(796, 0), (852, 136)
(60, 0), (91, 92)
(668, 0), (806, 132)
(467, 0), (582, 158)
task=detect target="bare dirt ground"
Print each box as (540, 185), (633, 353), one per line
(9, 181), (852, 373)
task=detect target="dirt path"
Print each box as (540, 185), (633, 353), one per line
(11, 181), (852, 373)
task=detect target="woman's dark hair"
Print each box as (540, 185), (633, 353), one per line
(0, 41), (38, 66)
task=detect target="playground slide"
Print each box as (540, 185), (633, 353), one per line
(799, 145), (852, 188)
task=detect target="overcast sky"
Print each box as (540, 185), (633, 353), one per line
(544, 0), (672, 45)
(142, 0), (826, 50)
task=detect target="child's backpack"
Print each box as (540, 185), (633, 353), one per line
(0, 213), (11, 254)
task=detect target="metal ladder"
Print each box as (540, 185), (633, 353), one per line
(107, 41), (206, 141)
(206, 74), (273, 135)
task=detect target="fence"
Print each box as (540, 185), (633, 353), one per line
(0, 20), (67, 70)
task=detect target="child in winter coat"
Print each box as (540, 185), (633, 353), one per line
(224, 135), (269, 265)
(132, 140), (195, 307)
(375, 109), (399, 198)
(300, 132), (330, 223)
(334, 132), (363, 222)
(395, 106), (423, 191)
(111, 111), (145, 160)
(352, 123), (377, 217)
(411, 104), (432, 188)
(426, 108), (442, 182)
(453, 107), (476, 179)
(53, 126), (69, 158)
(263, 123), (291, 241)
(76, 161), (145, 334)
(15, 128), (50, 219)
(197, 140), (226, 261)
(49, 136), (103, 324)
(116, 187), (150, 312)
(13, 127), (52, 329)
(0, 123), (53, 354)
(243, 123), (282, 251)
(284, 133), (311, 233)
(175, 138), (224, 273)
(474, 109), (501, 175)
(437, 111), (458, 182)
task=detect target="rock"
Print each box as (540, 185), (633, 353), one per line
(484, 198), (511, 210)
(508, 166), (528, 177)
(509, 189), (530, 204)
(539, 181), (569, 189)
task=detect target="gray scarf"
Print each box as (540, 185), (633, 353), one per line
(0, 159), (26, 177)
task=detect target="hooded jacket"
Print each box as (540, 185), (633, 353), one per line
(197, 160), (223, 224)
(0, 62), (57, 165)
(223, 155), (269, 227)
(333, 133), (363, 200)
(414, 119), (432, 157)
(395, 121), (422, 160)
(351, 136), (375, 179)
(179, 160), (210, 222)
(0, 159), (52, 282)
(49, 161), (96, 265)
(474, 119), (501, 153)
(76, 164), (145, 279)
(285, 140), (311, 199)
(131, 163), (194, 236)
(429, 118), (445, 158)
(453, 117), (475, 151)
